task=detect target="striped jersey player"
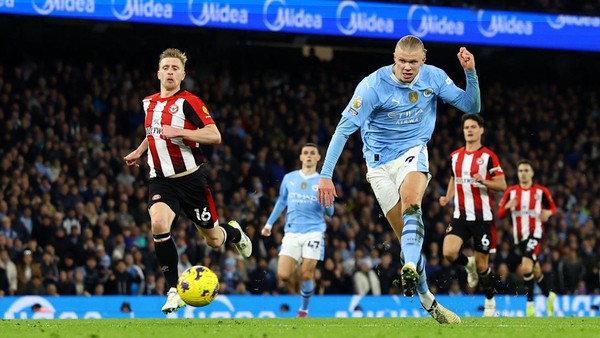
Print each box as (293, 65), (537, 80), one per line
(124, 48), (252, 315)
(498, 159), (557, 317)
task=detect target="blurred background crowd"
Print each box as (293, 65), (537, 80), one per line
(0, 2), (598, 299)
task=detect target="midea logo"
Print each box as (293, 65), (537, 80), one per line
(407, 5), (464, 37)
(546, 15), (600, 30)
(32, 0), (94, 16)
(188, 1), (249, 26)
(477, 9), (533, 38)
(263, 0), (322, 32)
(336, 0), (393, 36)
(111, 0), (172, 21)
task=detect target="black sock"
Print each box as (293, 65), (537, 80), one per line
(479, 267), (495, 299)
(154, 233), (179, 290)
(455, 252), (468, 266)
(536, 275), (550, 297)
(524, 272), (535, 302)
(223, 223), (242, 244)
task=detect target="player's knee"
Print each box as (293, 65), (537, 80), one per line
(442, 248), (458, 262)
(151, 219), (170, 234)
(278, 272), (291, 282)
(301, 270), (314, 281)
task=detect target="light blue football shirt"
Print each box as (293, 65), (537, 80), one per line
(321, 64), (480, 176)
(266, 170), (333, 234)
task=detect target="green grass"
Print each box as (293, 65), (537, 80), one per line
(0, 317), (598, 338)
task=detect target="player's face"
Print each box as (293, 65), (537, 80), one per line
(157, 57), (185, 92)
(517, 164), (534, 185)
(463, 119), (483, 143)
(300, 146), (320, 167)
(393, 48), (425, 83)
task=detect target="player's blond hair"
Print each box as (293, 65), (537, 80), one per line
(395, 35), (427, 55)
(158, 48), (187, 69)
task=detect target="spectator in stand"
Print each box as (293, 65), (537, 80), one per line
(16, 249), (41, 294)
(0, 248), (17, 295)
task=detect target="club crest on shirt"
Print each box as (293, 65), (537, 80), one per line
(152, 194), (161, 201)
(202, 106), (209, 115)
(169, 104), (179, 114)
(446, 224), (453, 233)
(352, 96), (362, 109)
(476, 157), (484, 165)
(312, 185), (319, 192)
(423, 88), (434, 97)
(301, 182), (307, 190)
(408, 91), (418, 104)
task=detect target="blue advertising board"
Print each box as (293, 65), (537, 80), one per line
(1, 294), (598, 319)
(0, 0), (599, 51)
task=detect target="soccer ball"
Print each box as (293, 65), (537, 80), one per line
(177, 265), (219, 307)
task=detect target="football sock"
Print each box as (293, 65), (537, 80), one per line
(536, 275), (550, 297)
(454, 252), (468, 266)
(418, 290), (435, 310)
(416, 255), (429, 294)
(154, 233), (179, 290)
(479, 267), (495, 299)
(401, 205), (425, 267)
(300, 280), (314, 311)
(524, 272), (535, 302)
(223, 223), (242, 244)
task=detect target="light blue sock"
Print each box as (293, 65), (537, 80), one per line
(416, 255), (429, 294)
(400, 205), (425, 266)
(300, 280), (314, 311)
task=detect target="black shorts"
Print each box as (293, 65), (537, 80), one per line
(445, 219), (496, 254)
(518, 237), (542, 261)
(148, 164), (217, 229)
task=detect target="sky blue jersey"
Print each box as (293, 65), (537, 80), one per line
(266, 170), (334, 234)
(322, 64), (480, 174)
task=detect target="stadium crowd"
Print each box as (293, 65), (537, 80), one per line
(0, 16), (598, 300)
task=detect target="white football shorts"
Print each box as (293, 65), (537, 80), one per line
(279, 232), (325, 261)
(366, 144), (431, 216)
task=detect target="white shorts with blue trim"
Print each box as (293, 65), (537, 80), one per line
(366, 144), (431, 216)
(279, 232), (325, 261)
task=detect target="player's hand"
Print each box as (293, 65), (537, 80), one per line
(540, 209), (553, 222)
(123, 150), (141, 167)
(439, 196), (450, 207)
(504, 198), (516, 210)
(161, 125), (181, 139)
(457, 47), (475, 71)
(261, 226), (272, 237)
(318, 177), (337, 208)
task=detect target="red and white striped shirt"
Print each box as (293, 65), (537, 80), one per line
(498, 184), (557, 244)
(143, 90), (214, 178)
(450, 146), (504, 221)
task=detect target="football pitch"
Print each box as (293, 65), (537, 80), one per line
(2, 317), (598, 338)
